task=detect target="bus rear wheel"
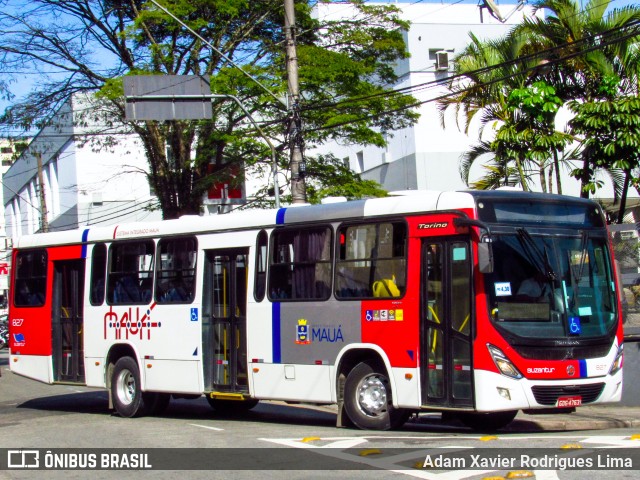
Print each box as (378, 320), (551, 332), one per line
(111, 356), (146, 418)
(344, 361), (409, 430)
(457, 410), (517, 431)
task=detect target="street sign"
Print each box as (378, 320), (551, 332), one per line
(124, 75), (212, 121)
(122, 74), (279, 207)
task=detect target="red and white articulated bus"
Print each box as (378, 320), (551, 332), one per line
(8, 190), (624, 430)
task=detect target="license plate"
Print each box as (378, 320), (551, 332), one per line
(557, 396), (582, 408)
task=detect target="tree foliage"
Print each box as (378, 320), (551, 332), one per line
(569, 77), (640, 221)
(0, 0), (418, 218)
(441, 0), (640, 203)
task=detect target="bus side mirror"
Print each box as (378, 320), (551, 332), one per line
(478, 242), (494, 274)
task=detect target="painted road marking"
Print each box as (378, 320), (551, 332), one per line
(189, 423), (224, 432)
(259, 435), (634, 479)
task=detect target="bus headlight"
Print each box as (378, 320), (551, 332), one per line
(609, 344), (624, 376)
(487, 344), (522, 379)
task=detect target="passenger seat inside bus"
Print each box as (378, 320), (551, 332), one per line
(114, 276), (141, 303)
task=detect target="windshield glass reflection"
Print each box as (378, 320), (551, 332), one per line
(485, 233), (617, 341)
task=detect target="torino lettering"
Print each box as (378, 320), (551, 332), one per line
(103, 305), (159, 340)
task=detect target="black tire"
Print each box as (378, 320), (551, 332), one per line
(111, 356), (146, 418)
(457, 410), (518, 431)
(343, 361), (409, 430)
(142, 392), (171, 415)
(206, 396), (259, 414)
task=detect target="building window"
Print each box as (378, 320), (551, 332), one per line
(269, 227), (333, 301)
(356, 151), (364, 173)
(335, 221), (407, 299)
(155, 236), (197, 304)
(107, 240), (155, 305)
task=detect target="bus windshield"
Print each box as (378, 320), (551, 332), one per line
(484, 231), (617, 341)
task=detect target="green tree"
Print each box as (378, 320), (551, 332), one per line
(0, 0), (418, 219)
(460, 144), (521, 190)
(440, 33), (568, 191)
(569, 76), (640, 222)
(444, 0), (640, 197)
(498, 81), (571, 193)
(515, 0), (640, 198)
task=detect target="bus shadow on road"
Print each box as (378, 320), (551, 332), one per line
(163, 397), (339, 428)
(15, 391), (569, 434)
(18, 391), (111, 415)
(15, 391), (338, 428)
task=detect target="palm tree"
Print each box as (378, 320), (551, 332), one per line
(514, 0), (640, 200)
(459, 141), (523, 190)
(440, 32), (537, 189)
(441, 32), (569, 191)
(442, 0), (640, 198)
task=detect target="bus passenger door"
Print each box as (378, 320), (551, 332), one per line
(52, 259), (86, 383)
(202, 249), (249, 393)
(421, 239), (473, 408)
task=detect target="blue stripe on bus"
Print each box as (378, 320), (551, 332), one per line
(579, 359), (587, 378)
(81, 229), (90, 258)
(272, 302), (281, 363)
(276, 208), (286, 225)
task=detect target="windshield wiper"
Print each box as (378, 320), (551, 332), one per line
(516, 228), (557, 281)
(568, 230), (589, 313)
(572, 231), (589, 284)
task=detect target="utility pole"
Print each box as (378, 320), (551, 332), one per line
(36, 153), (49, 233)
(284, 0), (307, 204)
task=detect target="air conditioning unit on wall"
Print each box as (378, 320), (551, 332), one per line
(435, 51), (449, 71)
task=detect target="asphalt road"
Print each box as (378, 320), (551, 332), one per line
(1, 350), (639, 480)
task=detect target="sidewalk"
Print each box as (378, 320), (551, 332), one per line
(506, 405), (640, 431)
(403, 405), (640, 432)
(303, 401), (640, 432)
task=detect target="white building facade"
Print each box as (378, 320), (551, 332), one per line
(0, 137), (29, 311)
(2, 95), (161, 241)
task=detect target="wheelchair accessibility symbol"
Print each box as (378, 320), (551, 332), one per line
(569, 316), (582, 335)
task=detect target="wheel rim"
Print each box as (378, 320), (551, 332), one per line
(116, 369), (136, 406)
(356, 374), (388, 417)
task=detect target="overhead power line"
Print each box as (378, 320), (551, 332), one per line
(303, 19), (640, 131)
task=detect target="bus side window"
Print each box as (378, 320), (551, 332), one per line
(107, 240), (155, 305)
(14, 250), (47, 307)
(90, 243), (107, 305)
(335, 221), (407, 299)
(155, 236), (197, 304)
(254, 230), (268, 302)
(268, 227), (332, 301)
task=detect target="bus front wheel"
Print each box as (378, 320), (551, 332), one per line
(344, 361), (409, 430)
(111, 356), (145, 418)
